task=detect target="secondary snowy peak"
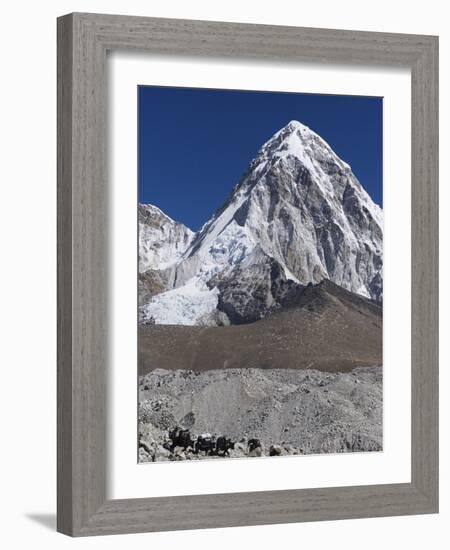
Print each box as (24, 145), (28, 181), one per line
(139, 203), (194, 273)
(176, 119), (383, 302)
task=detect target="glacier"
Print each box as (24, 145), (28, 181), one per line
(140, 277), (220, 326)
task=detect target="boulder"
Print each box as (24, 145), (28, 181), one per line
(269, 444), (283, 456)
(249, 446), (262, 457)
(138, 447), (152, 463)
(154, 445), (171, 461)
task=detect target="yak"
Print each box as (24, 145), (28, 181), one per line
(248, 438), (261, 453)
(168, 427), (194, 451)
(215, 436), (235, 456)
(194, 433), (216, 455)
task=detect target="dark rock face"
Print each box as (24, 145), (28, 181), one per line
(209, 252), (300, 324)
(138, 269), (167, 305)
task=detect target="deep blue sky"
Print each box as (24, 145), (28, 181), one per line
(139, 86), (382, 231)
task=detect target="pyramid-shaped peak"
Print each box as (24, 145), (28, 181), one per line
(258, 119), (321, 160)
(264, 120), (318, 149)
(284, 120), (311, 132)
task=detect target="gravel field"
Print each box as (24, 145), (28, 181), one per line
(138, 365), (382, 462)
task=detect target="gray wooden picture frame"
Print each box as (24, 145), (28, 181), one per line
(57, 12), (439, 537)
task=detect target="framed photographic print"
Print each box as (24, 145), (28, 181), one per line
(57, 13), (438, 536)
(137, 86), (384, 462)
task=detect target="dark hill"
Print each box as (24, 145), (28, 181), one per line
(139, 280), (382, 375)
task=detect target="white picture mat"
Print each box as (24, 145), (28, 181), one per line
(107, 52), (411, 500)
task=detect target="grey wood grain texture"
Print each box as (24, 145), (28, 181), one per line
(57, 12), (439, 537)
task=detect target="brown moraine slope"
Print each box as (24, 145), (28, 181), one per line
(138, 280), (382, 376)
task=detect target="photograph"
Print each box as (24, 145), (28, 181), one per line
(137, 86), (383, 462)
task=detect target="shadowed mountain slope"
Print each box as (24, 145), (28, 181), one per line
(139, 280), (382, 375)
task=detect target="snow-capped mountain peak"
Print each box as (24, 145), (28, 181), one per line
(138, 203), (194, 273)
(139, 119), (383, 325)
